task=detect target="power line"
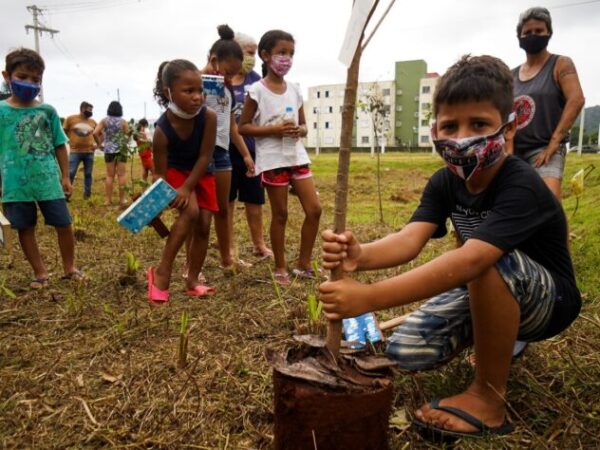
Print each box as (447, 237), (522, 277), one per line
(41, 0), (143, 15)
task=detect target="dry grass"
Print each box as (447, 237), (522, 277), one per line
(0, 153), (599, 449)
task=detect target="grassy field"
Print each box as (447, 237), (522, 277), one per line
(1, 152), (599, 449)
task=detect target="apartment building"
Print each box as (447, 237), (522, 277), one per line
(304, 59), (431, 150)
(417, 73), (440, 148)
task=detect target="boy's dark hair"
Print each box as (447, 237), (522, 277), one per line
(257, 30), (294, 77)
(517, 7), (552, 36)
(153, 59), (198, 108)
(107, 101), (123, 117)
(138, 118), (149, 128)
(80, 101), (93, 110)
(433, 55), (514, 122)
(5, 48), (45, 75)
(209, 24), (243, 62)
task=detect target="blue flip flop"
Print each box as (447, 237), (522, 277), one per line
(412, 398), (513, 441)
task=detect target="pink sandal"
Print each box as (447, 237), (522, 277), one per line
(148, 267), (169, 304)
(185, 284), (216, 297)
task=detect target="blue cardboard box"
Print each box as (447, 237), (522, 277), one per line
(117, 179), (176, 234)
(201, 74), (225, 97)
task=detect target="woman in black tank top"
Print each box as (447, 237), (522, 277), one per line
(511, 7), (585, 199)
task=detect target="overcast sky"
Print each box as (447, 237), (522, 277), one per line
(2, 0), (599, 121)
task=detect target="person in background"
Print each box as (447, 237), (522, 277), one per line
(94, 101), (129, 208)
(229, 31), (272, 261)
(134, 118), (154, 183)
(509, 6), (585, 199)
(200, 24), (255, 274)
(64, 101), (99, 200)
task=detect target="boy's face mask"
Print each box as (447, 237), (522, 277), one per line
(432, 112), (515, 181)
(269, 55), (292, 77)
(10, 79), (41, 102)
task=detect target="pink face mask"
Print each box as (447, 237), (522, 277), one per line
(269, 55), (293, 77)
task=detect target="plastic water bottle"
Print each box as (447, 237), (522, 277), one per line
(282, 106), (297, 158)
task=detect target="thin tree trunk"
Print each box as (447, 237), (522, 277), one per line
(325, 0), (381, 358)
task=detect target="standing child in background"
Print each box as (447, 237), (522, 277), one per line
(134, 118), (154, 183)
(239, 30), (322, 285)
(149, 59), (218, 302)
(0, 48), (84, 288)
(228, 31), (272, 261)
(200, 24), (255, 274)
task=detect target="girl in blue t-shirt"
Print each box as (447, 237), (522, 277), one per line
(148, 59), (218, 302)
(200, 25), (255, 274)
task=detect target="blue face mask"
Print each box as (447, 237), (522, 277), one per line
(10, 79), (42, 102)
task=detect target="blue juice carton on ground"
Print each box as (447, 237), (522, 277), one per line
(343, 312), (383, 349)
(117, 179), (176, 234)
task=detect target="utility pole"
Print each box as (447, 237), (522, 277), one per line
(25, 5), (59, 102)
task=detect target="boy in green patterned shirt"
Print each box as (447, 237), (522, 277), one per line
(1, 48), (84, 288)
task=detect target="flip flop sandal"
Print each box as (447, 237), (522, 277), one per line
(412, 398), (513, 442)
(147, 267), (169, 303)
(30, 277), (49, 290)
(292, 267), (329, 280)
(61, 269), (86, 282)
(252, 249), (273, 261)
(185, 284), (216, 297)
(273, 272), (291, 286)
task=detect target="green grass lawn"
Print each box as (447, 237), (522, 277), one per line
(0, 152), (599, 448)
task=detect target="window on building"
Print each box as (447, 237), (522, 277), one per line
(361, 136), (369, 144)
(396, 89), (403, 95)
(420, 135), (430, 143)
(382, 88), (391, 96)
(421, 119), (428, 126)
(414, 111), (419, 118)
(325, 122), (330, 129)
(313, 107), (318, 114)
(383, 105), (391, 114)
(325, 90), (330, 98)
(422, 86), (431, 94)
(396, 121), (402, 127)
(421, 102), (431, 110)
(328, 106), (333, 113)
(317, 91), (320, 98)
(313, 122), (317, 129)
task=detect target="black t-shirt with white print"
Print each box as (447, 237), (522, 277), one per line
(409, 156), (580, 323)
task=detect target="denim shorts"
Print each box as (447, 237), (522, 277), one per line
(386, 250), (558, 371)
(212, 146), (232, 172)
(519, 144), (566, 180)
(3, 199), (72, 229)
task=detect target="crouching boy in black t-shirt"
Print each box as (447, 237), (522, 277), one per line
(319, 55), (580, 440)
